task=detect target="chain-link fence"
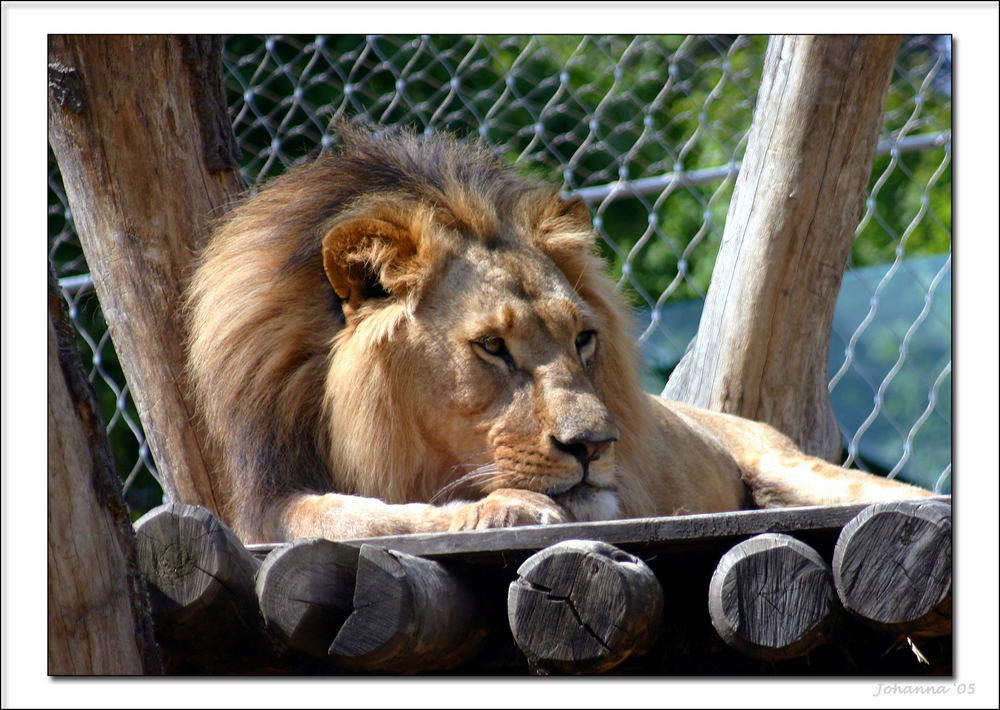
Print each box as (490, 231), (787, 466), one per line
(48, 34), (953, 516)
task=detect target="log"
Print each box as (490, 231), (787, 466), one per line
(47, 266), (163, 675)
(47, 35), (246, 512)
(133, 503), (273, 673)
(135, 502), (261, 620)
(256, 538), (358, 659)
(507, 540), (663, 674)
(328, 544), (487, 673)
(664, 35), (904, 461)
(832, 499), (952, 635)
(708, 533), (837, 661)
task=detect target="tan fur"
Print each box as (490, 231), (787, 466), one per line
(186, 123), (932, 544)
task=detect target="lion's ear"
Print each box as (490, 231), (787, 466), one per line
(533, 194), (592, 234)
(555, 195), (592, 228)
(321, 217), (420, 317)
(530, 193), (597, 262)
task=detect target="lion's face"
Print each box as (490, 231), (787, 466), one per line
(320, 194), (626, 523)
(409, 241), (621, 521)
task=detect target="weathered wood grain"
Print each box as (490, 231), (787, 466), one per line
(134, 503), (274, 673)
(664, 35), (904, 461)
(328, 545), (487, 673)
(256, 538), (358, 658)
(708, 533), (837, 661)
(507, 540), (663, 674)
(47, 267), (163, 676)
(135, 502), (261, 621)
(47, 35), (246, 512)
(833, 499), (952, 635)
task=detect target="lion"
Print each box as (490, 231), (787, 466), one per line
(185, 123), (933, 544)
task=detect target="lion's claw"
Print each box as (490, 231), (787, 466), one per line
(449, 489), (570, 531)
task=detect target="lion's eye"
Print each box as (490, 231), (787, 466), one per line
(576, 329), (597, 365)
(481, 336), (505, 355)
(473, 335), (513, 368)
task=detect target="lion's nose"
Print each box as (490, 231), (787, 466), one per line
(551, 433), (617, 464)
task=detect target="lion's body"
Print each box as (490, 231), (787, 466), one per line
(186, 124), (930, 544)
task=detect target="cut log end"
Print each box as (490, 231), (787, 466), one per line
(134, 502), (259, 620)
(833, 499), (952, 635)
(709, 533), (836, 662)
(507, 539), (664, 674)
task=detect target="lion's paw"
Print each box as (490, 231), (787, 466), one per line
(449, 489), (570, 531)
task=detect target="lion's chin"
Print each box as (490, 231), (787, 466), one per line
(554, 485), (621, 523)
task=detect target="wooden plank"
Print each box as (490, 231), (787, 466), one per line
(246, 497), (950, 563)
(708, 534), (837, 661)
(507, 540), (663, 674)
(144, 500), (952, 675)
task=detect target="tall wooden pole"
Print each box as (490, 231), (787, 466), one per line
(665, 35), (903, 462)
(48, 267), (163, 675)
(47, 36), (246, 510)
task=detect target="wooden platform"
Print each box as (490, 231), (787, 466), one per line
(135, 497), (952, 675)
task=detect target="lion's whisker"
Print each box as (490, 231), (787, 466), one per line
(430, 462), (503, 503)
(431, 469), (499, 502)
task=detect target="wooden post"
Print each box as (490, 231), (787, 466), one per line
(46, 35), (246, 511)
(134, 503), (274, 673)
(506, 540), (663, 674)
(708, 533), (837, 661)
(47, 267), (163, 675)
(256, 538), (358, 659)
(664, 35), (904, 462)
(832, 500), (951, 635)
(329, 545), (488, 673)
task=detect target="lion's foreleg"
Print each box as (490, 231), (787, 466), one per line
(271, 493), (461, 541)
(264, 488), (570, 542)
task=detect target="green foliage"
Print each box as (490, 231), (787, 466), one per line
(851, 149), (952, 268)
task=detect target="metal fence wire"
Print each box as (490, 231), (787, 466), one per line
(48, 34), (953, 515)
